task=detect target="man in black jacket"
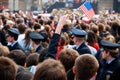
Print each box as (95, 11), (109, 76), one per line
(29, 31), (44, 53)
(96, 40), (120, 80)
(7, 28), (22, 51)
(71, 28), (92, 55)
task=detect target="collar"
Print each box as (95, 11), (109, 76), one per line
(107, 58), (115, 64)
(11, 41), (17, 47)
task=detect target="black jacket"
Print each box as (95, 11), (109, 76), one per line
(45, 33), (60, 59)
(0, 30), (7, 46)
(35, 45), (44, 53)
(96, 58), (120, 80)
(7, 42), (22, 51)
(74, 42), (92, 55)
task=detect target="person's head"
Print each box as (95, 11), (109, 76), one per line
(100, 40), (120, 60)
(6, 20), (15, 27)
(28, 20), (35, 29)
(104, 34), (115, 43)
(71, 28), (87, 45)
(91, 24), (99, 35)
(0, 57), (17, 80)
(7, 50), (26, 66)
(74, 54), (99, 80)
(44, 24), (53, 38)
(34, 23), (41, 32)
(26, 53), (39, 67)
(33, 58), (67, 80)
(2, 24), (10, 34)
(7, 28), (19, 42)
(98, 23), (105, 33)
(29, 32), (44, 45)
(87, 31), (98, 44)
(16, 71), (33, 80)
(0, 46), (10, 56)
(58, 48), (79, 71)
(39, 19), (44, 25)
(16, 18), (24, 25)
(111, 20), (120, 35)
(61, 32), (70, 45)
(18, 23), (26, 34)
(39, 30), (49, 43)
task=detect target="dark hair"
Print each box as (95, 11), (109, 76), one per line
(75, 54), (99, 80)
(16, 71), (33, 80)
(28, 20), (34, 29)
(87, 31), (98, 44)
(7, 50), (26, 66)
(39, 19), (44, 25)
(49, 16), (54, 20)
(26, 53), (39, 67)
(33, 58), (67, 80)
(104, 48), (119, 58)
(18, 23), (26, 34)
(16, 18), (24, 24)
(8, 31), (18, 40)
(34, 23), (41, 31)
(38, 48), (48, 62)
(24, 30), (32, 47)
(58, 48), (79, 71)
(0, 57), (17, 80)
(117, 26), (120, 36)
(98, 23), (105, 32)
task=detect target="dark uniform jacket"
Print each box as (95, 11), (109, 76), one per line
(7, 42), (22, 51)
(35, 45), (44, 53)
(96, 58), (120, 80)
(74, 42), (92, 55)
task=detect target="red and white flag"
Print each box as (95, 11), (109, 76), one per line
(80, 1), (95, 19)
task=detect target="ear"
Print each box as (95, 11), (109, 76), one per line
(72, 66), (76, 74)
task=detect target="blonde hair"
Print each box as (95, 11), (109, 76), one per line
(0, 46), (10, 56)
(105, 34), (115, 43)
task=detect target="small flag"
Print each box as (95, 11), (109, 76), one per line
(80, 1), (95, 19)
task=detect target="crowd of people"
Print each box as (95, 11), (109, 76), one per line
(0, 8), (120, 80)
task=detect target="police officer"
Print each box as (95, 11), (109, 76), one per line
(71, 28), (95, 55)
(29, 31), (44, 53)
(7, 28), (23, 51)
(96, 40), (120, 80)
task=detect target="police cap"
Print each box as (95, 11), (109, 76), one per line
(100, 40), (120, 49)
(71, 28), (87, 37)
(29, 32), (44, 40)
(8, 28), (19, 36)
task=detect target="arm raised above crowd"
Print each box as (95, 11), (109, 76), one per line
(55, 15), (68, 34)
(45, 15), (68, 59)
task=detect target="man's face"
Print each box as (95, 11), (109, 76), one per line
(101, 49), (109, 60)
(6, 35), (14, 42)
(73, 36), (78, 45)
